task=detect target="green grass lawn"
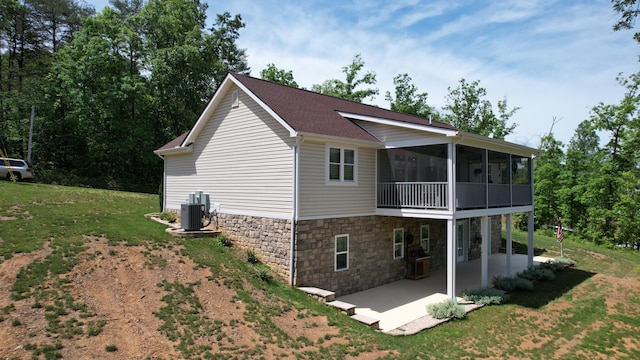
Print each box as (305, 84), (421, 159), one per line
(1, 182), (639, 359)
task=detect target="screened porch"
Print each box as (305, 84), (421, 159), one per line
(377, 144), (533, 211)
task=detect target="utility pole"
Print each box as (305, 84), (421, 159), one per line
(27, 106), (34, 163)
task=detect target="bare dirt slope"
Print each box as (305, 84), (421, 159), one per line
(0, 236), (386, 359)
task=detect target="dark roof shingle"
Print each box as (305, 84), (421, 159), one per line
(232, 73), (456, 142)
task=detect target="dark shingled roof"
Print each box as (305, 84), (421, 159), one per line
(156, 131), (189, 151)
(157, 73), (457, 150)
(232, 73), (456, 142)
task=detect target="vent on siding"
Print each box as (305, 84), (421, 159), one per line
(231, 90), (239, 108)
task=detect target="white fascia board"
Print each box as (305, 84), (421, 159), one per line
(153, 144), (193, 157)
(184, 74), (298, 146)
(337, 111), (458, 137)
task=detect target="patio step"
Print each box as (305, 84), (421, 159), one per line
(298, 287), (335, 303)
(351, 314), (379, 330)
(327, 300), (356, 316)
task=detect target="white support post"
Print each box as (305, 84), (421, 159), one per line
(506, 213), (513, 276)
(481, 216), (489, 288)
(528, 211), (534, 268)
(446, 218), (456, 301)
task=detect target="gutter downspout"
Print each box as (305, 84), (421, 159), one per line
(290, 135), (304, 286)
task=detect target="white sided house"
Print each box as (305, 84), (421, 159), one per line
(155, 73), (538, 298)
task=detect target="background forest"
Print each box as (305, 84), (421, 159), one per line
(2, 0), (640, 249)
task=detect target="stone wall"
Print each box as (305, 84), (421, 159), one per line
(217, 213), (292, 277)
(295, 216), (448, 297)
(186, 212), (503, 297)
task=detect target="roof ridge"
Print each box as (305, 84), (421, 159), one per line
(230, 72), (454, 130)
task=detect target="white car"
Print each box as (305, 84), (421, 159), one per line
(0, 158), (35, 181)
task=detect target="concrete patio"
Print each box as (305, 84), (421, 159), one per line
(338, 253), (552, 333)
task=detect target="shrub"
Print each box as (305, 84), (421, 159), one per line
(553, 256), (576, 267)
(426, 300), (466, 319)
(216, 235), (232, 247)
(461, 288), (509, 305)
(492, 275), (534, 292)
(254, 266), (273, 283)
(517, 267), (556, 281)
(246, 249), (260, 264)
(536, 261), (566, 273)
(105, 344), (118, 352)
(159, 212), (176, 223)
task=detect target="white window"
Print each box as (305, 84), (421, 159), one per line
(420, 224), (430, 253)
(327, 146), (356, 183)
(393, 228), (404, 259)
(335, 234), (349, 271)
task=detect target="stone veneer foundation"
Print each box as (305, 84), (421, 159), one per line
(208, 213), (502, 297)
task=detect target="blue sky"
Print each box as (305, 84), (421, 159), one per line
(89, 0), (639, 147)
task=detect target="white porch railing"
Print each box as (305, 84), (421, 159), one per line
(378, 182), (448, 209)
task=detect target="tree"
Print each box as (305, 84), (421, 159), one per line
(26, 0), (95, 52)
(142, 3), (249, 138)
(260, 63), (298, 87)
(582, 74), (640, 245)
(442, 78), (518, 139)
(559, 120), (600, 235)
(612, 0), (640, 42)
(534, 133), (565, 229)
(385, 73), (439, 119)
(311, 54), (378, 103)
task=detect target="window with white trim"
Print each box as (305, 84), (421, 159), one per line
(327, 146), (356, 183)
(393, 228), (404, 259)
(420, 224), (430, 253)
(335, 234), (349, 271)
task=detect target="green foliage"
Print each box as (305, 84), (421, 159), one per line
(442, 78), (518, 139)
(536, 261), (567, 273)
(216, 235), (232, 247)
(311, 54), (378, 102)
(246, 249), (260, 264)
(492, 275), (534, 292)
(534, 133), (565, 229)
(461, 288), (509, 305)
(260, 63), (299, 87)
(87, 320), (107, 336)
(105, 344), (118, 352)
(553, 256), (576, 267)
(254, 266), (273, 283)
(426, 300), (466, 320)
(153, 279), (223, 358)
(517, 267), (556, 281)
(159, 212), (177, 223)
(385, 73), (439, 120)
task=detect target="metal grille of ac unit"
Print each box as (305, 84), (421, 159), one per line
(181, 203), (203, 231)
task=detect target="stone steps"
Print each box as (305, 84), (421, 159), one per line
(326, 300), (356, 316)
(298, 286), (379, 330)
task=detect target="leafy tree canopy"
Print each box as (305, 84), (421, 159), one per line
(385, 73), (439, 120)
(260, 63), (299, 88)
(442, 78), (518, 139)
(311, 54), (378, 103)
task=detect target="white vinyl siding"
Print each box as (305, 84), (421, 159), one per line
(163, 84), (294, 218)
(298, 140), (376, 218)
